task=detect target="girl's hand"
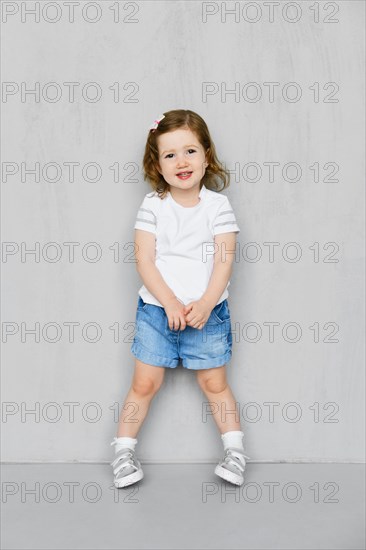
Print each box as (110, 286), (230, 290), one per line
(163, 297), (189, 331)
(183, 299), (212, 330)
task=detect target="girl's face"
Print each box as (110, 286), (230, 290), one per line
(156, 128), (208, 192)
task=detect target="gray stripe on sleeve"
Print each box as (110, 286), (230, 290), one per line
(214, 220), (238, 228)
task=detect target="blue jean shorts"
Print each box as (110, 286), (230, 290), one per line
(131, 296), (233, 370)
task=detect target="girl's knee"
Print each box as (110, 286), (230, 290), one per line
(196, 367), (227, 394)
(132, 360), (165, 396)
(132, 376), (160, 397)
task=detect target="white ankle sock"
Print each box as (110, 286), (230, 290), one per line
(112, 436), (138, 454)
(221, 430), (245, 451)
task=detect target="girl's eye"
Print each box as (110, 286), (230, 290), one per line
(164, 149), (197, 159)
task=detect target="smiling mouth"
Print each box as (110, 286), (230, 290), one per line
(176, 171), (193, 177)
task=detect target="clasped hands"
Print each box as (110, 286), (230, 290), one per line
(164, 296), (213, 331)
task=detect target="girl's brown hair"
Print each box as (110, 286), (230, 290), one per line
(142, 109), (230, 200)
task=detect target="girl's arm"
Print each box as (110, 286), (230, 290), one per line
(201, 232), (237, 310)
(134, 229), (177, 307)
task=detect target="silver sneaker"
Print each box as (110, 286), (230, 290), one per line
(110, 440), (144, 488)
(214, 447), (250, 486)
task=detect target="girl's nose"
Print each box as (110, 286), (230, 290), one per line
(176, 158), (189, 168)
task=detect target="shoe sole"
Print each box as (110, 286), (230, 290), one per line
(114, 469), (144, 488)
(215, 465), (244, 486)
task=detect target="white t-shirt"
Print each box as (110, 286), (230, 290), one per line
(134, 184), (240, 307)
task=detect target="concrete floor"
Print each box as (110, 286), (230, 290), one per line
(1, 463), (365, 550)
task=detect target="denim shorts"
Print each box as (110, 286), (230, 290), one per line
(131, 296), (233, 370)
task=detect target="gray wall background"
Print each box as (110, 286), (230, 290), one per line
(2, 0), (364, 463)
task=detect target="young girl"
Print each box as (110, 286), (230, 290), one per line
(111, 109), (250, 488)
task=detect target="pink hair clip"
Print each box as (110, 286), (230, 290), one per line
(149, 114), (165, 132)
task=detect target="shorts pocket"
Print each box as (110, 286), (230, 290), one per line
(137, 296), (148, 311)
(211, 300), (230, 324)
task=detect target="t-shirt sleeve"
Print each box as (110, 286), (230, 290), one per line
(213, 196), (240, 235)
(134, 194), (157, 234)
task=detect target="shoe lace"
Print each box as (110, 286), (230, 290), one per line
(110, 438), (139, 474)
(223, 448), (251, 473)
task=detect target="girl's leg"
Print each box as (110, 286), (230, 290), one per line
(116, 358), (165, 438)
(196, 365), (241, 434)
